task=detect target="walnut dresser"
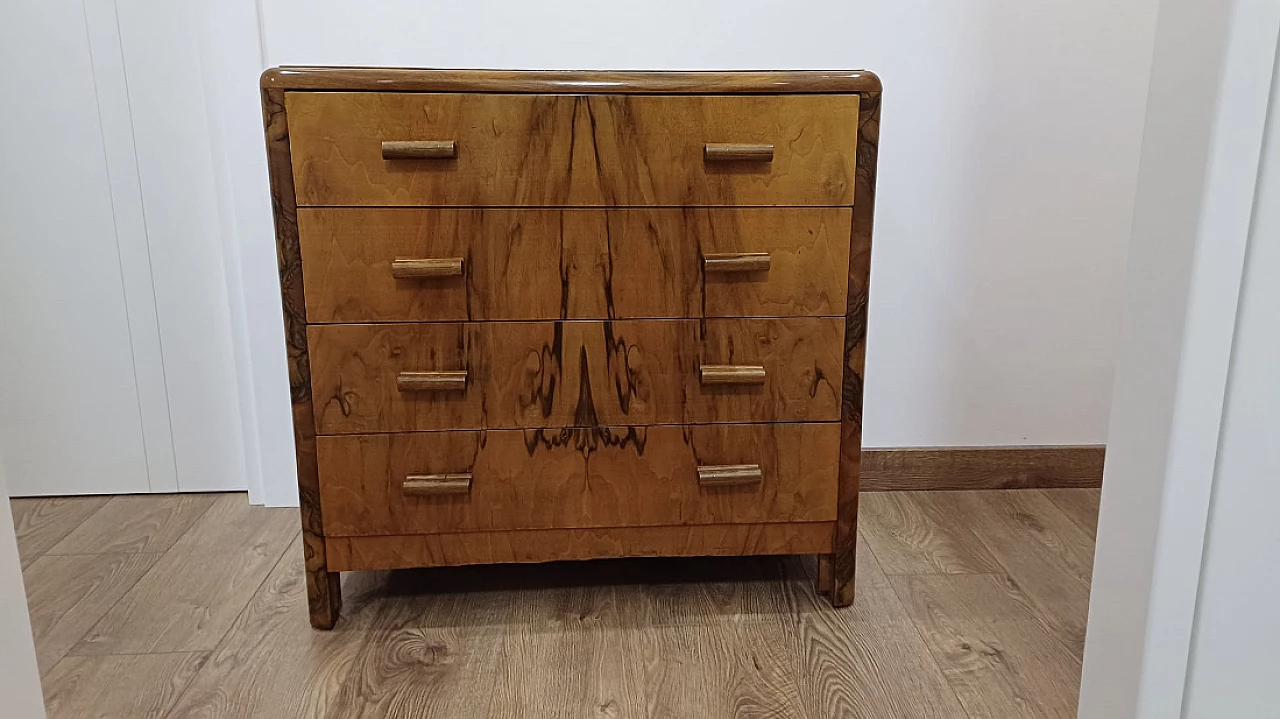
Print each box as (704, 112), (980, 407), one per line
(260, 67), (880, 628)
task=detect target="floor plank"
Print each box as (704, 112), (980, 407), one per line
(890, 573), (1083, 719)
(942, 493), (1094, 653)
(858, 492), (1005, 575)
(23, 552), (159, 676)
(1040, 489), (1102, 539)
(14, 488), (1099, 719)
(71, 494), (299, 655)
(42, 652), (208, 719)
(163, 537), (384, 719)
(9, 496), (111, 567)
(48, 494), (218, 555)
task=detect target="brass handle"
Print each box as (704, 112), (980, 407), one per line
(704, 253), (771, 273)
(704, 143), (774, 162)
(397, 371), (468, 392)
(697, 464), (763, 487)
(403, 473), (472, 496)
(382, 140), (457, 159)
(391, 258), (464, 278)
(700, 365), (766, 385)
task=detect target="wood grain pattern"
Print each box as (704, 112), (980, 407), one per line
(162, 537), (390, 719)
(890, 573), (1085, 719)
(402, 473), (473, 496)
(326, 522), (835, 571)
(704, 142), (774, 161)
(857, 491), (1005, 575)
(42, 652), (208, 719)
(298, 207), (851, 323)
(263, 85), (341, 629)
(70, 495), (299, 654)
(19, 488), (1099, 718)
(381, 139), (456, 159)
(263, 67), (882, 94)
(389, 257), (464, 278)
(317, 423), (838, 536)
(1042, 488), (1103, 538)
(862, 445), (1106, 491)
(308, 318), (843, 433)
(286, 92), (859, 206)
(23, 553), (158, 675)
(831, 88), (880, 606)
(46, 494), (217, 555)
(8, 496), (110, 567)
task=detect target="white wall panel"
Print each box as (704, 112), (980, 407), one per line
(0, 0), (152, 496)
(114, 0), (248, 491)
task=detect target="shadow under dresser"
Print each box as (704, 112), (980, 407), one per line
(260, 67), (881, 628)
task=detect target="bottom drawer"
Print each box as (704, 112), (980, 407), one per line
(316, 423), (839, 537)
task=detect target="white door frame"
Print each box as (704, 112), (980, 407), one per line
(1078, 0), (1280, 715)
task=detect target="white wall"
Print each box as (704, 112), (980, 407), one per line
(1181, 34), (1280, 714)
(1078, 0), (1280, 715)
(257, 0), (1159, 447)
(0, 456), (47, 719)
(0, 0), (250, 496)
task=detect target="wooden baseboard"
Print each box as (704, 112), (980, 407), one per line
(861, 445), (1105, 491)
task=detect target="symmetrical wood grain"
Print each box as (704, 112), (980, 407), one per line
(262, 68), (881, 619)
(264, 67), (882, 95)
(297, 207), (852, 323)
(862, 445), (1106, 491)
(263, 86), (341, 629)
(316, 423), (839, 536)
(286, 92), (860, 206)
(831, 89), (880, 606)
(308, 318), (844, 433)
(326, 522), (835, 571)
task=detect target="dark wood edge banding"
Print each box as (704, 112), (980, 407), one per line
(861, 445), (1106, 491)
(261, 67), (882, 94)
(263, 86), (342, 630)
(831, 90), (880, 607)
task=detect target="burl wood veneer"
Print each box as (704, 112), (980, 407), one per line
(262, 68), (880, 628)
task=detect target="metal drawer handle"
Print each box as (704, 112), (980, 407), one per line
(382, 140), (457, 159)
(697, 464), (763, 487)
(397, 371), (468, 392)
(704, 253), (771, 273)
(704, 143), (774, 162)
(700, 365), (766, 385)
(391, 258), (464, 278)
(403, 473), (472, 496)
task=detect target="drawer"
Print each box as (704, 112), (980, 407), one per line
(308, 318), (843, 434)
(286, 92), (860, 207)
(315, 423), (839, 536)
(297, 207), (852, 322)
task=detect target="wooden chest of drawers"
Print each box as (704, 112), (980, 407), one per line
(261, 68), (880, 628)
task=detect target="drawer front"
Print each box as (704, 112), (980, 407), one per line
(286, 92), (860, 207)
(297, 208), (852, 322)
(308, 318), (843, 434)
(316, 423), (839, 536)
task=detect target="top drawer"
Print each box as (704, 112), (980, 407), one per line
(285, 92), (860, 207)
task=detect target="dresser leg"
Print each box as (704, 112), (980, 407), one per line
(816, 555), (835, 596)
(830, 553), (856, 608)
(305, 549), (342, 629)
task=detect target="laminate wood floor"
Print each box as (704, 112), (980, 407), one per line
(10, 489), (1099, 719)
